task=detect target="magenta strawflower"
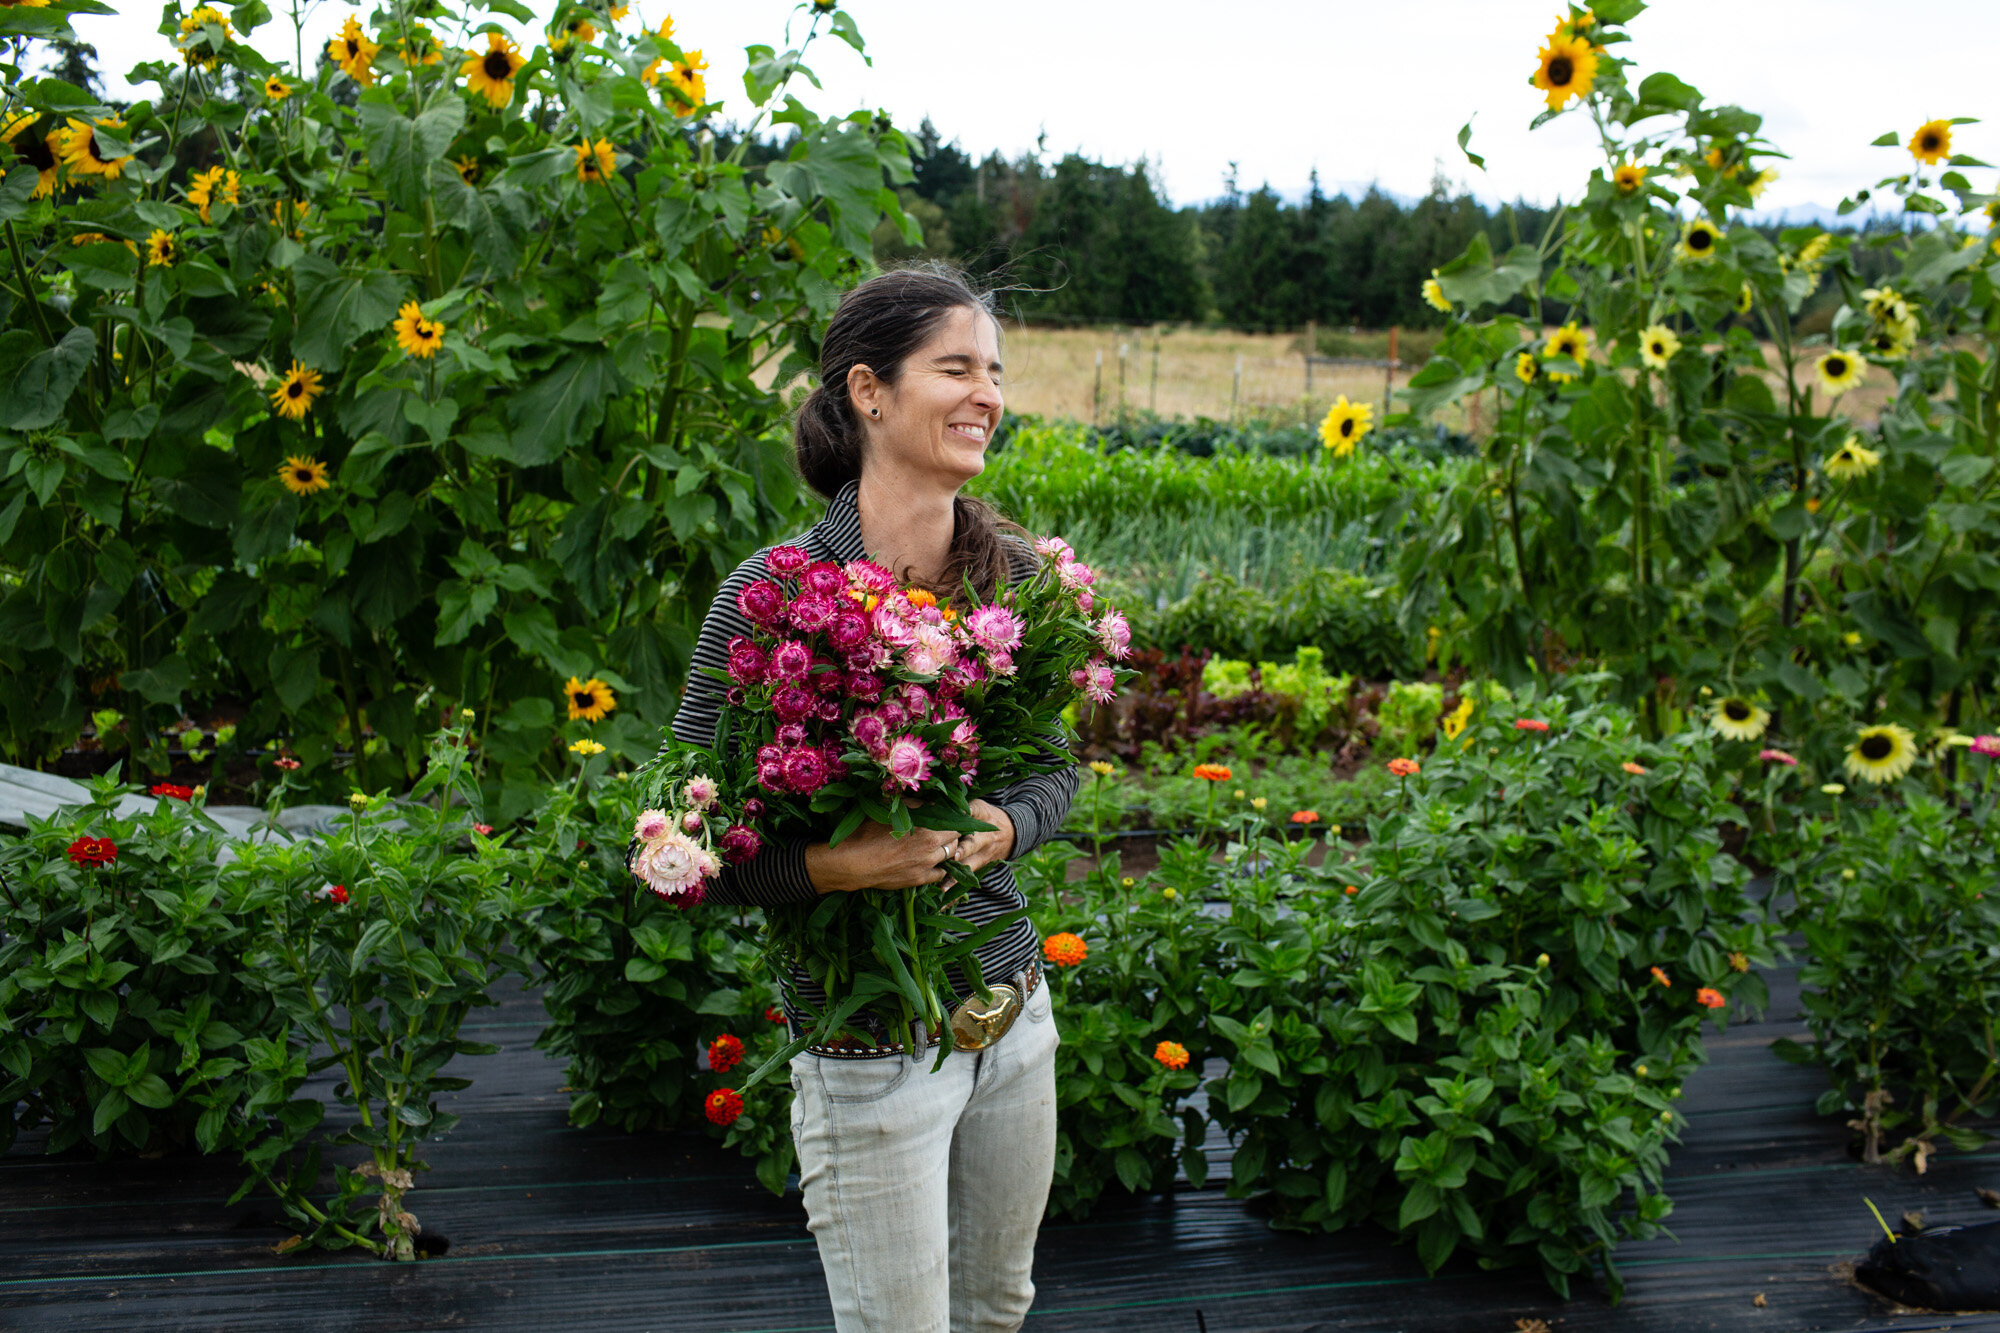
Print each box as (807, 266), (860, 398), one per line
(768, 640), (811, 681)
(736, 580), (787, 626)
(801, 561), (845, 596)
(1972, 735), (2000, 758)
(781, 746), (830, 793)
(1034, 535), (1073, 561)
(966, 604), (1024, 655)
(1071, 657), (1117, 704)
(885, 735), (934, 790)
(1057, 559), (1096, 590)
(827, 609), (871, 649)
(720, 824), (763, 863)
(764, 545), (810, 577)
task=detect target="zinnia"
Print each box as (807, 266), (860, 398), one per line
(1650, 966), (1672, 987)
(707, 1034), (745, 1074)
(1290, 810), (1320, 824)
(1192, 763), (1232, 782)
(704, 1088), (744, 1126)
(1153, 1041), (1190, 1071)
(1972, 735), (2000, 758)
(1387, 757), (1420, 777)
(1514, 719), (1550, 732)
(1043, 932), (1088, 967)
(1696, 987), (1726, 1010)
(151, 782), (195, 800)
(66, 835), (117, 868)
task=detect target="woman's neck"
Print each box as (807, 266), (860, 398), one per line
(856, 470), (956, 587)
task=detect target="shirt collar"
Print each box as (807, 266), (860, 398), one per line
(810, 479), (868, 564)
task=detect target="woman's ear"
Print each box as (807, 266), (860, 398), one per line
(846, 363), (883, 421)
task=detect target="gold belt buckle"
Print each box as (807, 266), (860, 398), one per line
(949, 983), (1021, 1051)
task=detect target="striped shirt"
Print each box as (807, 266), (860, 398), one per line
(668, 478), (1079, 1034)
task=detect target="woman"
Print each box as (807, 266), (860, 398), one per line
(668, 265), (1078, 1333)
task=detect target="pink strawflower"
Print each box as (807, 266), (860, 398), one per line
(771, 685), (817, 722)
(877, 700), (909, 730)
(1076, 590), (1095, 614)
(1096, 610), (1132, 659)
(683, 774), (718, 809)
(845, 559), (898, 594)
(788, 591), (838, 632)
(1071, 657), (1117, 705)
(764, 545), (810, 577)
(1034, 536), (1073, 562)
(1758, 748), (1798, 766)
(871, 602), (918, 648)
(801, 562), (846, 597)
(634, 808), (673, 842)
(885, 735), (934, 790)
(768, 640), (811, 681)
(851, 714), (889, 754)
(631, 830), (716, 902)
(906, 624), (958, 677)
(827, 610), (872, 650)
(1057, 560), (1096, 590)
(736, 580), (787, 627)
(718, 823), (762, 864)
(1971, 735), (2000, 759)
(844, 639), (892, 671)
(951, 718), (980, 749)
(781, 746), (830, 794)
(966, 605), (1024, 655)
(681, 810), (705, 833)
(986, 649), (1017, 678)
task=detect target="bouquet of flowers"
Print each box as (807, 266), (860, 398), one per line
(630, 536), (1129, 1081)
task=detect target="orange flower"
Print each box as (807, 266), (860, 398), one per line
(1153, 1041), (1190, 1071)
(1621, 761), (1648, 775)
(1515, 719), (1551, 732)
(1696, 987), (1726, 1010)
(1727, 951), (1749, 973)
(1343, 884), (1359, 896)
(1192, 763), (1232, 782)
(704, 1088), (743, 1125)
(1289, 809), (1320, 824)
(1650, 966), (1672, 988)
(905, 588), (938, 609)
(1387, 757), (1420, 777)
(1042, 932), (1088, 967)
(707, 1033), (744, 1074)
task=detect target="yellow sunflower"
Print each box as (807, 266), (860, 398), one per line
(1318, 395), (1373, 458)
(57, 116), (132, 180)
(1823, 435), (1882, 481)
(1736, 283), (1755, 316)
(143, 228), (178, 267)
(1675, 218), (1722, 262)
(462, 31), (525, 109)
(2, 115), (60, 199)
(1638, 323), (1680, 370)
(1711, 696), (1769, 741)
(575, 138), (617, 184)
(1543, 321), (1590, 381)
(1746, 167), (1778, 200)
(641, 16), (677, 86)
(1844, 723), (1917, 785)
(184, 165), (238, 224)
(1868, 317), (1918, 360)
(326, 15), (380, 85)
(565, 676), (616, 721)
(664, 48), (708, 112)
(273, 198), (311, 238)
(269, 360), (323, 420)
(176, 4), (232, 66)
(1612, 161), (1646, 194)
(277, 454), (331, 495)
(1908, 119), (1953, 166)
(264, 75), (291, 100)
(455, 155), (483, 185)
(392, 300), (446, 358)
(559, 12), (598, 43)
(1703, 145), (1742, 179)
(1515, 351), (1539, 383)
(1532, 31), (1598, 111)
(396, 19), (442, 64)
(1814, 349), (1865, 398)
(1421, 276), (1450, 312)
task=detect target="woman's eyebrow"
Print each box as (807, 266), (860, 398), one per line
(932, 351), (1005, 373)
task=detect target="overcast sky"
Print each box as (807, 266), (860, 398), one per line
(75, 0), (2000, 216)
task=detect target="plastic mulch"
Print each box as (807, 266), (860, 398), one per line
(5, 961), (2000, 1332)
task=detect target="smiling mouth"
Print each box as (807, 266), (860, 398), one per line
(947, 422), (988, 442)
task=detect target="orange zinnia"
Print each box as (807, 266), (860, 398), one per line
(1387, 757), (1420, 777)
(1621, 761), (1648, 775)
(1192, 763), (1232, 782)
(1153, 1041), (1190, 1070)
(1650, 966), (1672, 988)
(1042, 932), (1088, 967)
(1696, 987), (1725, 1010)
(1515, 719), (1551, 732)
(1289, 809), (1320, 824)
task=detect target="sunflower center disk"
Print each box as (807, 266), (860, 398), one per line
(484, 51), (512, 78)
(1862, 737), (1892, 760)
(1548, 57), (1573, 84)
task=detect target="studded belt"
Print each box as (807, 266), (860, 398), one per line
(803, 961), (1043, 1060)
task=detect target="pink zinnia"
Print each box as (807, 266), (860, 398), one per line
(788, 591), (838, 632)
(1758, 748), (1798, 766)
(634, 807), (672, 841)
(966, 605), (1024, 655)
(719, 824), (763, 864)
(473, 822), (494, 835)
(1971, 735), (2000, 759)
(801, 562), (846, 596)
(764, 545), (810, 577)
(769, 640), (812, 681)
(736, 580), (787, 627)
(1096, 610), (1132, 659)
(885, 735), (934, 790)
(631, 831), (715, 901)
(1514, 719), (1550, 732)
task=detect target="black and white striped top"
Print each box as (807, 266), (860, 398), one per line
(668, 478), (1079, 1030)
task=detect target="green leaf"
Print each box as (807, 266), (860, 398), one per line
(126, 1073), (174, 1109)
(0, 166), (40, 224)
(0, 326), (95, 431)
(1456, 120), (1484, 171)
(505, 349), (618, 464)
(290, 256), (404, 372)
(120, 654), (190, 705)
(357, 91), (467, 214)
(1398, 1181), (1442, 1229)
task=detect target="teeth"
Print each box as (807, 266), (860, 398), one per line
(954, 424), (986, 439)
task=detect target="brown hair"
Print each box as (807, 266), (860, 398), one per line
(793, 263), (1027, 601)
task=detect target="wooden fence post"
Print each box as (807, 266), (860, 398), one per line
(1092, 348), (1102, 424)
(1150, 339), (1160, 414)
(1230, 353), (1242, 423)
(1385, 325), (1400, 416)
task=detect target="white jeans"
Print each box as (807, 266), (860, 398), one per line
(789, 979), (1059, 1333)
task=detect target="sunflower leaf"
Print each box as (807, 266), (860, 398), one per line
(290, 256), (403, 371)
(1456, 121), (1484, 171)
(0, 325), (95, 432)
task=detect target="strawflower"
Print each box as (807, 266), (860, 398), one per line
(1971, 735), (2000, 758)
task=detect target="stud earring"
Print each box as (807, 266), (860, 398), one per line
(869, 408), (879, 417)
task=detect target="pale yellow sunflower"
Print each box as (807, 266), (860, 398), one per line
(1815, 349), (1865, 398)
(1638, 324), (1680, 370)
(1675, 218), (1722, 262)
(1543, 321), (1590, 381)
(1823, 435), (1882, 481)
(1845, 724), (1917, 784)
(1711, 696), (1769, 741)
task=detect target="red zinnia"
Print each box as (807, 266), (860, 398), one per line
(1696, 987), (1725, 1010)
(326, 884), (349, 905)
(151, 782), (195, 800)
(66, 835), (118, 869)
(1514, 719), (1550, 732)
(764, 1006), (786, 1024)
(705, 1088), (744, 1126)
(707, 1034), (745, 1075)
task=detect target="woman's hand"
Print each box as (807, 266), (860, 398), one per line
(805, 818), (963, 895)
(953, 800), (1015, 874)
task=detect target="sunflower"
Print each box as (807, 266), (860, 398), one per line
(1844, 723), (1917, 785)
(395, 19), (442, 64)
(462, 31), (525, 109)
(1824, 435), (1882, 481)
(1612, 161), (1646, 194)
(663, 48), (708, 112)
(1908, 119), (1953, 166)
(1746, 167), (1778, 200)
(1702, 145), (1742, 179)
(455, 155), (483, 184)
(1861, 286), (1910, 325)
(1421, 276), (1450, 312)
(1814, 349), (1865, 398)
(1675, 218), (1722, 262)
(278, 454), (331, 495)
(1638, 323), (1680, 370)
(1868, 320), (1918, 360)
(143, 229), (178, 267)
(1795, 231), (1833, 271)
(57, 116), (132, 180)
(326, 15), (380, 85)
(574, 138), (617, 184)
(565, 675), (617, 721)
(264, 75), (291, 100)
(184, 165), (238, 224)
(1543, 321), (1590, 381)
(269, 360), (323, 420)
(176, 4), (232, 66)
(1735, 282), (1755, 316)
(273, 198), (311, 238)
(1711, 696), (1769, 741)
(559, 12), (598, 43)
(2, 115), (60, 199)
(1318, 395), (1373, 457)
(1515, 351), (1538, 383)
(1532, 31), (1598, 111)
(392, 300), (446, 358)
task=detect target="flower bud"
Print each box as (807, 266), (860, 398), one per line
(1536, 953), (1550, 968)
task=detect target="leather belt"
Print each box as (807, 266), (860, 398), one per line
(803, 961), (1042, 1060)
